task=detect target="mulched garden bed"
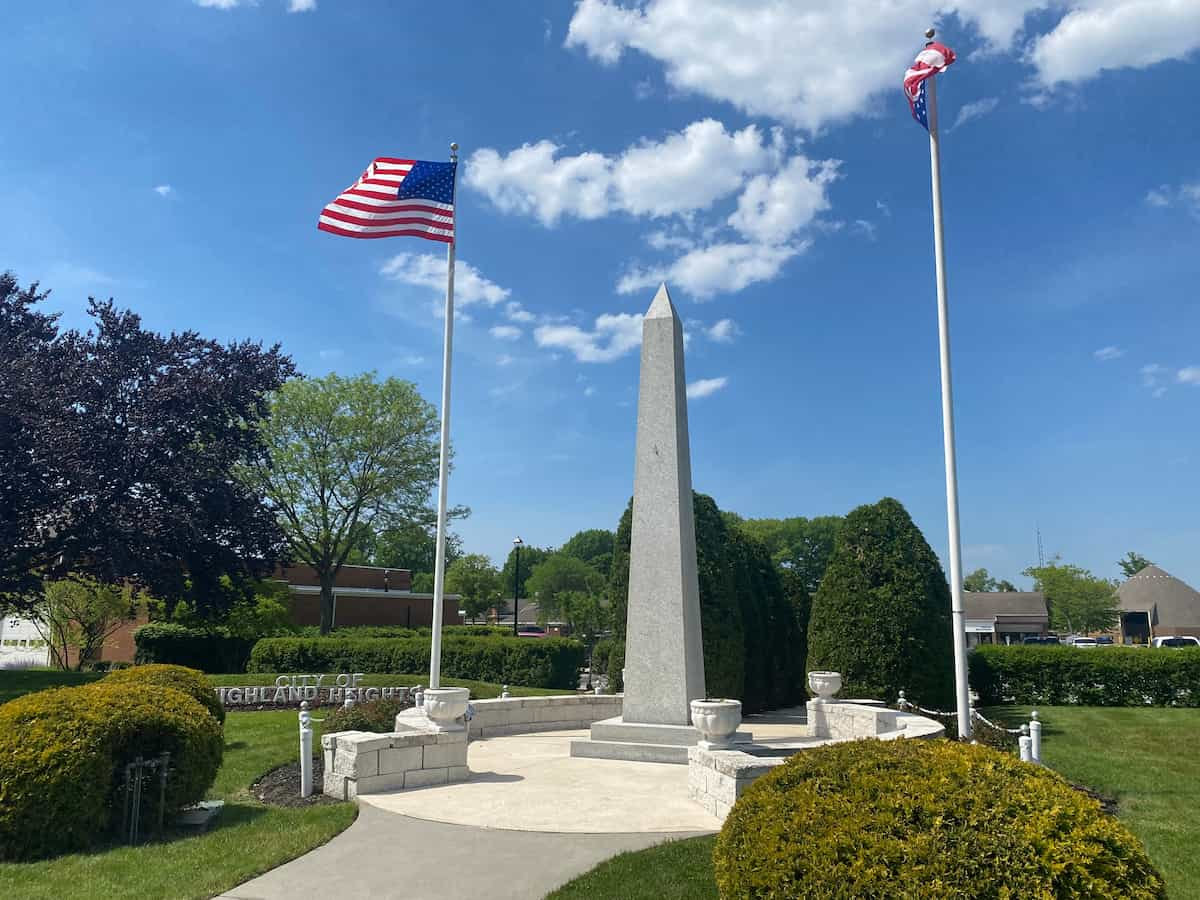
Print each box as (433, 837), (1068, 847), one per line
(250, 758), (342, 807)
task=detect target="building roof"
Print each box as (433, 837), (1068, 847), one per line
(1118, 565), (1200, 627)
(963, 591), (1048, 619)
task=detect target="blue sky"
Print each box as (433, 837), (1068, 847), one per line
(4, 0), (1199, 588)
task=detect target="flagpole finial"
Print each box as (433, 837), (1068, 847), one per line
(450, 142), (459, 162)
(925, 27), (936, 39)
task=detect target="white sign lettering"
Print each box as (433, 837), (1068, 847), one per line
(216, 673), (405, 707)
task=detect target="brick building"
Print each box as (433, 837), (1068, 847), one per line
(278, 563), (462, 629)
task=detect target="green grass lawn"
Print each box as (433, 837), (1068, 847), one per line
(0, 668), (102, 704)
(549, 706), (1200, 900)
(0, 709), (355, 900)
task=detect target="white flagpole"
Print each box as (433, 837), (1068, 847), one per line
(428, 141), (459, 690)
(923, 30), (972, 740)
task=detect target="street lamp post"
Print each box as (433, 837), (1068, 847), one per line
(511, 536), (523, 637)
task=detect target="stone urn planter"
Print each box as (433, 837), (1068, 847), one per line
(808, 671), (842, 703)
(423, 687), (470, 731)
(690, 698), (742, 749)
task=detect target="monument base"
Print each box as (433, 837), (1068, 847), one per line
(569, 716), (752, 765)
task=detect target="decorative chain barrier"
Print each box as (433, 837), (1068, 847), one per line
(896, 691), (1043, 763)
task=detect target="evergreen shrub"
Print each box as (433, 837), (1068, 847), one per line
(106, 662), (226, 723)
(248, 635), (584, 689)
(134, 623), (256, 674)
(970, 644), (1200, 706)
(0, 680), (223, 860)
(713, 739), (1165, 899)
(806, 497), (955, 706)
(323, 696), (409, 733)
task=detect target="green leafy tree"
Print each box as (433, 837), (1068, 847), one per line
(445, 554), (501, 623)
(1024, 560), (1120, 635)
(500, 544), (552, 606)
(557, 590), (610, 644)
(411, 572), (434, 594)
(345, 518), (466, 583)
(733, 515), (844, 599)
(1118, 552), (1154, 580)
(243, 373), (441, 634)
(35, 577), (139, 670)
(963, 568), (1018, 592)
(559, 529), (616, 578)
(807, 498), (955, 706)
(525, 554), (605, 624)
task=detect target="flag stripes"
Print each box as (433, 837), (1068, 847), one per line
(318, 157), (456, 243)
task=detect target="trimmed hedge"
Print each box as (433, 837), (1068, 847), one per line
(970, 644), (1200, 706)
(714, 738), (1164, 899)
(248, 635), (585, 690)
(0, 679), (223, 860)
(135, 623), (256, 674)
(293, 625), (513, 640)
(807, 497), (955, 707)
(105, 663), (227, 724)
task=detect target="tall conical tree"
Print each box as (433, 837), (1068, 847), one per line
(806, 498), (955, 707)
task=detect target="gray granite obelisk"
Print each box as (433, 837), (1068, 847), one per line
(623, 283), (706, 725)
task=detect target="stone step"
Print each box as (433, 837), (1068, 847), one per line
(569, 738), (690, 764)
(588, 716), (753, 747)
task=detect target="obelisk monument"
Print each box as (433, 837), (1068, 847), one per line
(571, 283), (726, 763)
(623, 283), (706, 724)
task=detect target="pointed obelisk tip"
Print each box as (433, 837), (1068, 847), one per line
(645, 282), (677, 319)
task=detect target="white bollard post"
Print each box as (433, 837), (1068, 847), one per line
(501, 684), (510, 699)
(1029, 710), (1042, 764)
(299, 701), (313, 798)
(1018, 724), (1032, 763)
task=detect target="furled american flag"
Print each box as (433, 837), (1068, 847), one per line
(318, 157), (456, 243)
(904, 42), (956, 130)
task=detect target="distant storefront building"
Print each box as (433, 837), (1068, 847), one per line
(1118, 565), (1200, 644)
(963, 591), (1050, 647)
(276, 563), (462, 629)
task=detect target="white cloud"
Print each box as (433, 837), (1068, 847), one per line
(490, 324), (522, 341)
(1178, 366), (1200, 386)
(728, 156), (839, 244)
(949, 97), (999, 132)
(634, 79), (654, 100)
(318, 348), (343, 360)
(1143, 182), (1200, 216)
(1093, 345), (1124, 361)
(505, 301), (536, 323)
(1029, 0), (1200, 88)
(686, 376), (728, 399)
(1141, 362), (1168, 395)
(618, 241), (804, 299)
(583, 385), (597, 397)
(534, 313), (643, 363)
(397, 354), (425, 366)
(465, 119), (781, 226)
(706, 318), (740, 343)
(194, 0), (241, 7)
(379, 253), (510, 307)
(565, 0), (1043, 131)
(288, 0), (316, 10)
(876, 200), (891, 217)
(497, 354), (515, 367)
(153, 184), (173, 197)
(566, 0), (1200, 126)
(850, 219), (877, 241)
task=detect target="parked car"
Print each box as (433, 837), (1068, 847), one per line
(1022, 636), (1061, 645)
(1071, 637), (1098, 648)
(1095, 635), (1114, 646)
(1152, 636), (1200, 648)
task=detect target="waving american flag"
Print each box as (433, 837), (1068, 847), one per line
(318, 157), (456, 243)
(904, 42), (956, 130)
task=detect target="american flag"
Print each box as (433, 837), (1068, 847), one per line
(904, 42), (955, 130)
(318, 157), (456, 243)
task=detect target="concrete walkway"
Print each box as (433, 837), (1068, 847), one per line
(220, 709), (814, 899)
(216, 803), (707, 900)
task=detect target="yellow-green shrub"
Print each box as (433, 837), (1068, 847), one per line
(0, 681), (223, 860)
(105, 663), (225, 723)
(713, 739), (1164, 899)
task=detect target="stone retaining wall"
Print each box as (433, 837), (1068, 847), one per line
(468, 694), (622, 739)
(688, 703), (944, 821)
(322, 720), (467, 799)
